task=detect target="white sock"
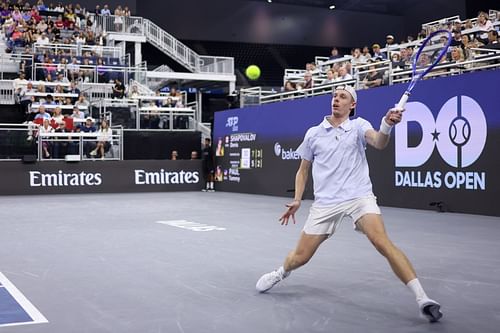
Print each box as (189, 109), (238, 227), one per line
(277, 266), (290, 278)
(407, 278), (429, 302)
(206, 182), (210, 189)
(209, 182), (214, 189)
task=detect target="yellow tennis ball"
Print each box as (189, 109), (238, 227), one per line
(245, 65), (261, 80)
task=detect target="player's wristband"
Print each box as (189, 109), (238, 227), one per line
(380, 117), (393, 135)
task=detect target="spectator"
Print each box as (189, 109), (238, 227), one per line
(100, 4), (111, 16)
(302, 71), (314, 90)
(372, 43), (386, 60)
(450, 30), (464, 49)
(51, 106), (64, 124)
(190, 150), (199, 160)
(284, 80), (296, 92)
(90, 119), (112, 159)
(385, 34), (398, 58)
(482, 30), (500, 50)
(112, 78), (125, 98)
(335, 66), (353, 82)
(171, 150), (178, 160)
(329, 47), (342, 60)
(351, 48), (365, 66)
(34, 105), (51, 121)
(52, 120), (69, 158)
(362, 61), (385, 88)
(79, 117), (97, 158)
(114, 5), (123, 32)
(37, 118), (53, 158)
(71, 105), (85, 119)
(476, 11), (494, 44)
(321, 69), (336, 85)
(75, 94), (89, 115)
(360, 46), (372, 62)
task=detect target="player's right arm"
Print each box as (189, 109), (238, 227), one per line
(280, 159), (311, 225)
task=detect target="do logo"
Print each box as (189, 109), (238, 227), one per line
(395, 96), (487, 168)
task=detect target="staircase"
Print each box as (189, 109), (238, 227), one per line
(93, 14), (234, 76)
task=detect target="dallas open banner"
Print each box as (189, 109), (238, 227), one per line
(213, 70), (500, 216)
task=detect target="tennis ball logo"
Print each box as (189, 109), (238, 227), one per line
(449, 116), (471, 147)
(245, 65), (261, 80)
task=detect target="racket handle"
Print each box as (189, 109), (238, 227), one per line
(396, 93), (410, 110)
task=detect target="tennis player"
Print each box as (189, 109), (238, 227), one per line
(256, 85), (442, 322)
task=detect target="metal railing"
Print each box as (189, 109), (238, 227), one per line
(33, 42), (124, 59)
(90, 97), (197, 131)
(241, 51), (500, 107)
(37, 127), (123, 161)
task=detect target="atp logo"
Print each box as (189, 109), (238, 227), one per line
(225, 116), (239, 132)
(395, 96), (487, 168)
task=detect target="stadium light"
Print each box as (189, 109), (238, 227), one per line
(329, 4), (336, 9)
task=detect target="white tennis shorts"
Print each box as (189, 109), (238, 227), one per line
(302, 195), (381, 236)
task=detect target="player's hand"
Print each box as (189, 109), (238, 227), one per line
(385, 107), (403, 126)
(279, 200), (301, 225)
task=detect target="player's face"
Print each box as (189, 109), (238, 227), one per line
(331, 90), (355, 117)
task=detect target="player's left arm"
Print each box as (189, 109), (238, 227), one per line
(365, 108), (403, 150)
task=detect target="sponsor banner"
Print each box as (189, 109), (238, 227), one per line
(213, 70), (500, 216)
(0, 160), (202, 195)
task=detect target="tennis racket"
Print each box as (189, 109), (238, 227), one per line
(396, 29), (452, 109)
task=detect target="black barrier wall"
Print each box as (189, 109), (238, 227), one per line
(0, 160), (203, 195)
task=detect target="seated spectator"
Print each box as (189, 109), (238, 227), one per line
(79, 58), (93, 82)
(37, 118), (54, 158)
(90, 119), (112, 159)
(334, 66), (353, 82)
(70, 105), (85, 119)
(74, 94), (89, 114)
(360, 46), (372, 62)
(19, 81), (35, 117)
(329, 47), (341, 60)
(191, 151), (199, 160)
(79, 117), (97, 158)
(321, 69), (337, 85)
(67, 57), (80, 81)
(372, 44), (386, 60)
(482, 30), (500, 50)
(128, 85), (140, 99)
(51, 106), (64, 124)
(302, 71), (314, 89)
(34, 105), (51, 121)
(96, 58), (108, 83)
(362, 61), (385, 88)
(476, 11), (494, 44)
(390, 52), (404, 69)
(112, 78), (125, 98)
(284, 80), (296, 92)
(450, 30), (464, 49)
(351, 48), (365, 66)
(52, 121), (69, 158)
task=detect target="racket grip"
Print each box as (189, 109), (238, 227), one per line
(396, 93), (409, 110)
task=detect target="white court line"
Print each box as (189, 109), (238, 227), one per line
(156, 220), (226, 231)
(0, 272), (48, 327)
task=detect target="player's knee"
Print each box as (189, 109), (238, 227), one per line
(370, 235), (393, 257)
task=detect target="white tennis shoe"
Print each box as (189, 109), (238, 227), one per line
(256, 267), (290, 292)
(418, 298), (443, 322)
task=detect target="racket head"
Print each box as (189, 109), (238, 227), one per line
(408, 29), (452, 89)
